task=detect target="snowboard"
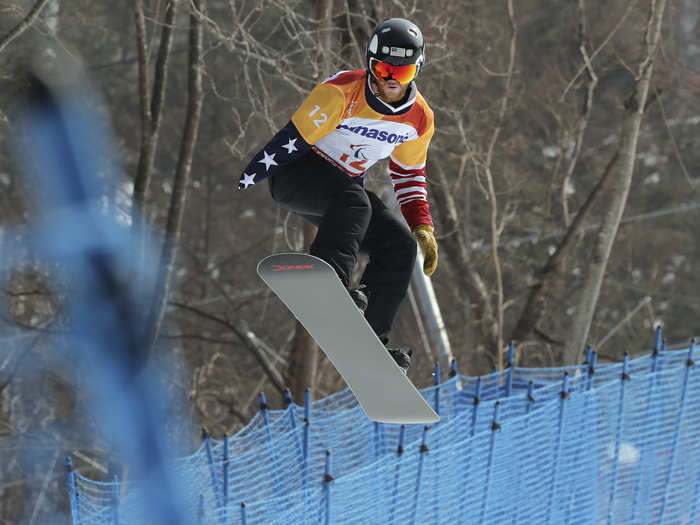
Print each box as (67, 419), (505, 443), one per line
(257, 253), (440, 424)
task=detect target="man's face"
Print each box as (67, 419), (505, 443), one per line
(372, 76), (409, 103)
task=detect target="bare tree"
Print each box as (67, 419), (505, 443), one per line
(563, 0), (668, 364)
(479, 0), (517, 370)
(143, 0), (205, 353)
(509, 0), (601, 348)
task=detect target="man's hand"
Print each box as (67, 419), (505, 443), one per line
(412, 224), (438, 276)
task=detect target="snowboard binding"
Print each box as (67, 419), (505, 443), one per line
(388, 347), (412, 374)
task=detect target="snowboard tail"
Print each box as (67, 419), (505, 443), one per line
(258, 253), (439, 424)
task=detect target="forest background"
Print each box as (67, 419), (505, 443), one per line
(0, 0), (698, 521)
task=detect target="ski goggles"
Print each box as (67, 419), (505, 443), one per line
(369, 58), (418, 85)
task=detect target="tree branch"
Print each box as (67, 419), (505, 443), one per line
(171, 301), (286, 394)
(0, 0), (52, 55)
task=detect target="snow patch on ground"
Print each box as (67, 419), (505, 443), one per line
(607, 442), (641, 465)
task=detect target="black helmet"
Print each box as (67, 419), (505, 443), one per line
(366, 18), (425, 82)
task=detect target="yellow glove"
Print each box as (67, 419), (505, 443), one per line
(412, 224), (438, 277)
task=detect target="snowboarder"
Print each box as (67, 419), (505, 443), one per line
(238, 18), (438, 372)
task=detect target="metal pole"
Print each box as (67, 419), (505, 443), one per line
(411, 250), (454, 372)
(382, 180), (453, 371)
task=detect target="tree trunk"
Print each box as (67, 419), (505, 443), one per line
(508, 151), (616, 346)
(131, 0), (179, 213)
(563, 0), (668, 365)
(143, 0), (205, 354)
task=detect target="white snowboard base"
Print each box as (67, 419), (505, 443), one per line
(258, 253), (439, 424)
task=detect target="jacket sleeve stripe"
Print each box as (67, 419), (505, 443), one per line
(391, 175), (427, 186)
(390, 156), (426, 172)
(395, 186), (427, 197)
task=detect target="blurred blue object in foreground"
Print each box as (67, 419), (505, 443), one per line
(15, 61), (192, 524)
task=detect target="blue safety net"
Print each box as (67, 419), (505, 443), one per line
(66, 341), (700, 524)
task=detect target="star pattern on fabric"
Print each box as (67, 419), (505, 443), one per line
(239, 172), (256, 190)
(238, 121), (308, 191)
(258, 150), (278, 171)
(282, 138), (298, 154)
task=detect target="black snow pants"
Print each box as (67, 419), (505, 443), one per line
(268, 151), (417, 343)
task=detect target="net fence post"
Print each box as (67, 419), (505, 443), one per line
(637, 339), (667, 524)
(303, 389), (311, 461)
(450, 359), (460, 411)
(390, 425), (407, 524)
(546, 372), (570, 525)
(457, 377), (482, 524)
(303, 388), (312, 524)
(691, 437), (700, 524)
(607, 353), (631, 524)
(434, 362), (441, 414)
(658, 340), (695, 522)
(285, 389), (307, 477)
(260, 392), (285, 517)
(630, 337), (662, 522)
(372, 421), (384, 520)
(203, 430), (223, 511)
(472, 377), (483, 436)
(410, 426), (431, 525)
(653, 325), (663, 355)
(240, 502), (247, 525)
(506, 342), (515, 397)
(512, 383), (536, 524)
(586, 351), (597, 391)
(223, 433), (229, 523)
(479, 401), (501, 524)
(111, 470), (120, 525)
(432, 362), (441, 525)
(562, 352), (597, 524)
(65, 455), (82, 525)
(323, 450), (334, 525)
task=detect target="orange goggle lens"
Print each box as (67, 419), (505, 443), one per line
(370, 58), (417, 84)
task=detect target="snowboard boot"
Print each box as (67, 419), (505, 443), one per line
(387, 347), (412, 374)
(349, 284), (369, 314)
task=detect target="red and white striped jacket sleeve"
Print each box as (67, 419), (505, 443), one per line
(389, 107), (435, 231)
(389, 157), (432, 231)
